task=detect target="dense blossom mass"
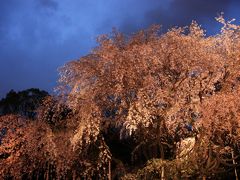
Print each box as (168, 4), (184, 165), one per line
(1, 16), (240, 179)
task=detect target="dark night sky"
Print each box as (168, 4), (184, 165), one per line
(1, 0), (240, 98)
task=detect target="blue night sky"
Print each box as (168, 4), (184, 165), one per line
(0, 0), (240, 98)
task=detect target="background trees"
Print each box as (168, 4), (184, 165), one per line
(0, 88), (48, 118)
(1, 16), (240, 179)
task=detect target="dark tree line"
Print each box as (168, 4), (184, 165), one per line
(0, 88), (48, 118)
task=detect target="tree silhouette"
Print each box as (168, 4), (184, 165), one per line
(0, 88), (48, 118)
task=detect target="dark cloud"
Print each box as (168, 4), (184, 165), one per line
(120, 0), (240, 34)
(37, 0), (58, 10)
(170, 0), (230, 17)
(0, 1), (90, 98)
(0, 0), (20, 28)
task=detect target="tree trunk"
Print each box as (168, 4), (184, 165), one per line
(73, 170), (76, 180)
(231, 150), (238, 180)
(108, 160), (111, 180)
(161, 166), (165, 180)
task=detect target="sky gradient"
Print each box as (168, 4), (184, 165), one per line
(1, 0), (240, 98)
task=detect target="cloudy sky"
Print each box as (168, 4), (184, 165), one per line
(1, 0), (240, 98)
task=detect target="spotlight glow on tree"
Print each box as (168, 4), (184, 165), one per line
(1, 16), (240, 179)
